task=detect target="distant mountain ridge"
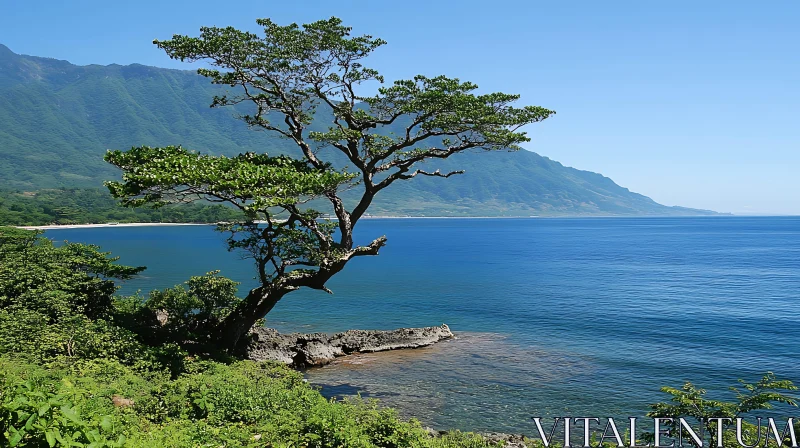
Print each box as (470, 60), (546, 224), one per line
(0, 44), (718, 216)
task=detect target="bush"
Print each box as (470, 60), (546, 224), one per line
(1, 357), (503, 447)
(135, 271), (246, 345)
(0, 228), (501, 446)
(0, 379), (127, 447)
(0, 228), (185, 375)
(645, 373), (798, 448)
(0, 227), (143, 322)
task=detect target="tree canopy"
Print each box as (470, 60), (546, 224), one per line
(105, 16), (555, 349)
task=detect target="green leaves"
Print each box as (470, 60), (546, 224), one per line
(0, 227), (143, 322)
(368, 74), (553, 143)
(149, 16), (553, 178)
(0, 381), (124, 447)
(644, 373), (798, 446)
(104, 146), (355, 213)
(153, 17), (386, 131)
(141, 271), (244, 344)
(732, 372), (798, 414)
(0, 227), (189, 372)
(648, 373), (798, 421)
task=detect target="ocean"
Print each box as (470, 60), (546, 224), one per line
(44, 217), (800, 434)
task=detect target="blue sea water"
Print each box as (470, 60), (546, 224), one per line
(45, 217), (800, 434)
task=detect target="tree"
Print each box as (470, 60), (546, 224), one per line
(0, 227), (153, 365)
(104, 17), (555, 350)
(645, 373), (798, 447)
(0, 227), (144, 322)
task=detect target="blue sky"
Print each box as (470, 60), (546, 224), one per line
(2, 1), (798, 214)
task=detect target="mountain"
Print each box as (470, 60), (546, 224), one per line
(0, 44), (717, 216)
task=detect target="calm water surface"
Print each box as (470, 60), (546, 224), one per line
(46, 217), (800, 434)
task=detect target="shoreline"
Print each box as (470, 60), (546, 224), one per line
(246, 324), (454, 368)
(17, 214), (747, 230)
(18, 222), (213, 230)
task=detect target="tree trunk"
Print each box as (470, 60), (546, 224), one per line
(215, 287), (286, 351)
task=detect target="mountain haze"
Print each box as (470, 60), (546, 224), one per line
(0, 44), (716, 216)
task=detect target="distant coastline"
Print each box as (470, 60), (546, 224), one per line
(16, 214), (754, 230)
(18, 222), (212, 230)
(20, 218), (525, 230)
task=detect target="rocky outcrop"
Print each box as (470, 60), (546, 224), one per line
(245, 324), (454, 368)
(481, 432), (530, 447)
(425, 429), (530, 447)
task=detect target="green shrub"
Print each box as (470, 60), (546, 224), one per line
(1, 357), (502, 447)
(0, 361), (127, 447)
(138, 271), (244, 345)
(646, 373), (798, 448)
(0, 228), (186, 375)
(0, 227), (143, 322)
(0, 227), (501, 447)
(0, 307), (186, 375)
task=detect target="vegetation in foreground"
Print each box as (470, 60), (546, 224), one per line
(0, 226), (503, 447)
(1, 358), (504, 448)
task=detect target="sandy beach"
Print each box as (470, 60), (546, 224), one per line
(18, 222), (214, 231)
(18, 218), (523, 231)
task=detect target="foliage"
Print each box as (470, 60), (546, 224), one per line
(0, 379), (126, 447)
(0, 227), (184, 373)
(645, 373), (799, 447)
(103, 16), (557, 349)
(117, 271), (259, 346)
(105, 147), (355, 213)
(0, 358), (503, 447)
(0, 309), (178, 373)
(0, 227), (143, 322)
(0, 227), (503, 446)
(0, 188), (244, 226)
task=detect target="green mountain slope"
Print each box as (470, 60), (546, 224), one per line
(0, 44), (716, 216)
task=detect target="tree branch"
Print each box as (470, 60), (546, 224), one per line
(397, 169), (465, 180)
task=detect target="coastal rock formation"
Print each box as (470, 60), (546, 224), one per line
(245, 324), (453, 368)
(425, 429), (530, 447)
(481, 432), (529, 447)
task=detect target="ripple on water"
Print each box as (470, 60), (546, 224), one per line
(305, 332), (598, 434)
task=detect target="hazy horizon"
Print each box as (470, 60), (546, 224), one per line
(2, 1), (798, 215)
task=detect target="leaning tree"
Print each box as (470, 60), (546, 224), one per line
(105, 17), (554, 349)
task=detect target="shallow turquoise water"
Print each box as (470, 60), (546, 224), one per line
(45, 217), (800, 434)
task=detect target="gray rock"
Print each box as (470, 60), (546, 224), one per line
(481, 432), (529, 447)
(424, 430), (529, 447)
(245, 324), (453, 368)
